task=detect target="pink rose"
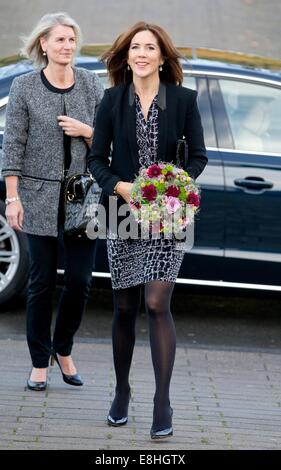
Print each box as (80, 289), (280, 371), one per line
(165, 196), (182, 214)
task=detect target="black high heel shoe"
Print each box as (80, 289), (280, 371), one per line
(107, 415), (128, 426)
(27, 370), (47, 391)
(107, 390), (130, 426)
(51, 353), (83, 386)
(150, 407), (173, 440)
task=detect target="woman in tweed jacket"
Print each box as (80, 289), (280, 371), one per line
(2, 13), (104, 391)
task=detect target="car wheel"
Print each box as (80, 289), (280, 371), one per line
(0, 200), (30, 305)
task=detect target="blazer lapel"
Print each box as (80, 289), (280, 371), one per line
(157, 108), (168, 162)
(156, 82), (167, 162)
(127, 83), (139, 176)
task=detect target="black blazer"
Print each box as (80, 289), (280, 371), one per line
(88, 81), (208, 197)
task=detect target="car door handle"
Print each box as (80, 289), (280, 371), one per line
(234, 177), (273, 190)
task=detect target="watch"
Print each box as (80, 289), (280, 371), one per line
(5, 196), (20, 205)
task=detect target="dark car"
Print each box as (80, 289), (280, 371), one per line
(1, 56), (281, 304)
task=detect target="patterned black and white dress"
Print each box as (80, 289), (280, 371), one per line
(107, 94), (185, 290)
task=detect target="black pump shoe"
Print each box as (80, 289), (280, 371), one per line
(150, 426), (173, 439)
(27, 372), (47, 391)
(107, 415), (128, 426)
(51, 353), (83, 386)
(150, 407), (173, 440)
(107, 389), (131, 426)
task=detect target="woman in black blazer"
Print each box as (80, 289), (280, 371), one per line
(88, 21), (207, 439)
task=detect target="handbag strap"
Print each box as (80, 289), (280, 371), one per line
(176, 138), (188, 169)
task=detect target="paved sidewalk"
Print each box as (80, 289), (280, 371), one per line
(0, 338), (280, 450)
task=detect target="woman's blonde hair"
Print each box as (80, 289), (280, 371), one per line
(20, 12), (82, 67)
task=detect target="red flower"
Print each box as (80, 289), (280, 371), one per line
(142, 184), (158, 202)
(147, 164), (162, 178)
(166, 185), (180, 197)
(164, 171), (174, 181)
(187, 192), (200, 206)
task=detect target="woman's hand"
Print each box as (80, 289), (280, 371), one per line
(6, 201), (24, 231)
(57, 115), (93, 141)
(116, 182), (133, 204)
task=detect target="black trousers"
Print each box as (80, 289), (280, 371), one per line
(26, 231), (96, 368)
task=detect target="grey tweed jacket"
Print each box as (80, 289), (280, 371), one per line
(2, 67), (104, 236)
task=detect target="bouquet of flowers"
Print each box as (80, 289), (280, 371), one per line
(129, 162), (200, 237)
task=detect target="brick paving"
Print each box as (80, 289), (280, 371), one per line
(0, 338), (280, 450)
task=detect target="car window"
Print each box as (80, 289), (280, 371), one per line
(182, 75), (196, 90)
(94, 72), (110, 89)
(0, 105), (6, 131)
(219, 79), (281, 154)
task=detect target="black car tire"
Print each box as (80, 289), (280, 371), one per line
(0, 200), (30, 305)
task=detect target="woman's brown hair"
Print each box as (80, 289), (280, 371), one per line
(101, 21), (183, 86)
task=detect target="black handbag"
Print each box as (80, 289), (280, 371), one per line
(64, 172), (102, 237)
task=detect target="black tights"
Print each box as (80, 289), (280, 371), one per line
(110, 281), (175, 429)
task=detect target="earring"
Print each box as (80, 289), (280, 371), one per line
(159, 65), (163, 71)
(127, 64), (130, 71)
(43, 51), (47, 56)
